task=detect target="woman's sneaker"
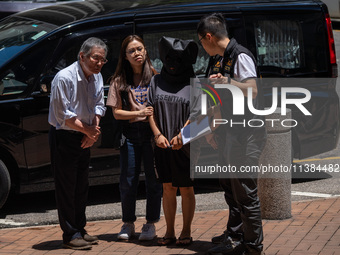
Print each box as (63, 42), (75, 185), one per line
(139, 223), (156, 241)
(117, 222), (135, 240)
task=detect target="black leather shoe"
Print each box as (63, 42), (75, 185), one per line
(83, 233), (99, 244)
(243, 249), (265, 255)
(211, 232), (228, 244)
(63, 237), (92, 250)
(207, 237), (245, 255)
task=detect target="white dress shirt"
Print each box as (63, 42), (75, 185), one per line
(48, 61), (106, 130)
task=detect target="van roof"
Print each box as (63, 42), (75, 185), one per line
(15, 0), (323, 27)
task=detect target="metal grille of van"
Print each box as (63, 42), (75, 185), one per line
(255, 20), (302, 69)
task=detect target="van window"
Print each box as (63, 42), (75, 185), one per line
(246, 13), (329, 76)
(50, 38), (121, 86)
(142, 30), (209, 76)
(0, 39), (58, 96)
(255, 20), (303, 69)
(40, 28), (129, 94)
(0, 17), (56, 66)
(137, 15), (243, 77)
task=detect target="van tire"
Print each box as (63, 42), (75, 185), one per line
(0, 160), (11, 209)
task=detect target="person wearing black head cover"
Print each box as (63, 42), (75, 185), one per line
(197, 13), (266, 255)
(148, 36), (200, 246)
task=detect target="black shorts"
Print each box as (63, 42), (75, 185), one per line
(154, 146), (193, 187)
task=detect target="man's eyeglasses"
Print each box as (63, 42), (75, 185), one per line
(198, 34), (206, 46)
(126, 46), (145, 55)
(89, 55), (108, 64)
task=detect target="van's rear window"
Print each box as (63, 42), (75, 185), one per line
(0, 17), (56, 66)
(255, 20), (303, 69)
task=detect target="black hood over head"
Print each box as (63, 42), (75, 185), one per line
(158, 36), (198, 85)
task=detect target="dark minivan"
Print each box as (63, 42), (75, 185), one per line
(0, 0), (84, 20)
(0, 0), (338, 208)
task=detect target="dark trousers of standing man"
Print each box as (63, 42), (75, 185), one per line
(49, 126), (90, 243)
(218, 127), (266, 253)
(219, 177), (263, 252)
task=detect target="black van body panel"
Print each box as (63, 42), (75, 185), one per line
(0, 0), (338, 196)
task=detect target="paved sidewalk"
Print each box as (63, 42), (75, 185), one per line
(0, 197), (339, 255)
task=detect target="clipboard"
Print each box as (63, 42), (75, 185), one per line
(181, 116), (212, 145)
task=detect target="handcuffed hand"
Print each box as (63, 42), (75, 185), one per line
(155, 134), (170, 149)
(170, 133), (183, 150)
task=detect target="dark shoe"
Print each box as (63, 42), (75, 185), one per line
(207, 237), (245, 255)
(157, 236), (176, 246)
(63, 237), (92, 250)
(117, 222), (135, 240)
(176, 237), (193, 246)
(83, 233), (99, 244)
(211, 231), (228, 244)
(139, 223), (156, 241)
(243, 249), (265, 255)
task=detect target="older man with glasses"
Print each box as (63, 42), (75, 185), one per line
(48, 37), (107, 250)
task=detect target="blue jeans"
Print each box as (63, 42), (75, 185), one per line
(119, 138), (162, 223)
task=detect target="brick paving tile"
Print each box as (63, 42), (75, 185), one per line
(32, 251), (52, 255)
(290, 252), (318, 255)
(17, 251), (37, 255)
(318, 251), (337, 255)
(308, 243), (328, 253)
(0, 198), (340, 255)
(317, 233), (336, 241)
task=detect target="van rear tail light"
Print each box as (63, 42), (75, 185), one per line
(325, 14), (338, 77)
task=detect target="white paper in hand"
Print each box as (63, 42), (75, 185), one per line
(181, 116), (212, 145)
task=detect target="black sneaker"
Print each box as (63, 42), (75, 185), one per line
(63, 237), (92, 250)
(207, 237), (245, 255)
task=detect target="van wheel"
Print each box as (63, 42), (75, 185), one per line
(0, 160), (11, 209)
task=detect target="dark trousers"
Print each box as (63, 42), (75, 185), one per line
(49, 126), (90, 243)
(219, 177), (263, 252)
(217, 128), (266, 252)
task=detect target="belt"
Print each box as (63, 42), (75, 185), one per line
(65, 129), (83, 135)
